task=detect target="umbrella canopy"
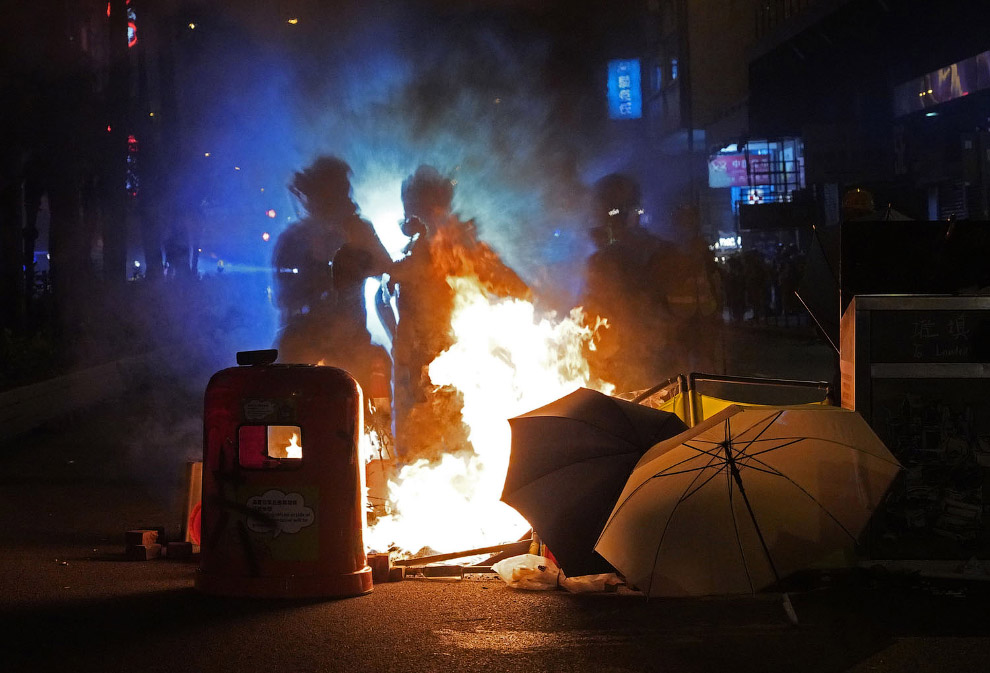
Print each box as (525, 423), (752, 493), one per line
(502, 388), (688, 576)
(595, 404), (901, 597)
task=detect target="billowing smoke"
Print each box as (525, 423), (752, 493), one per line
(118, 1), (627, 506)
(167, 1), (610, 336)
(285, 4), (606, 307)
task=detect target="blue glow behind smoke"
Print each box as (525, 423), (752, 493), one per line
(168, 4), (608, 358)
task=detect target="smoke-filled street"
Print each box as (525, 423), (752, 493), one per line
(1, 327), (988, 673)
(6, 1), (990, 671)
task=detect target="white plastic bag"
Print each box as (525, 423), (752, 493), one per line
(491, 554), (560, 590)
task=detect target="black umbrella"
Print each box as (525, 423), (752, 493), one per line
(502, 388), (687, 576)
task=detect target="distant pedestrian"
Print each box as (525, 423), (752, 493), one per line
(775, 244), (804, 325)
(742, 249), (771, 323)
(655, 204), (723, 375)
(162, 224), (190, 279)
(724, 255), (746, 323)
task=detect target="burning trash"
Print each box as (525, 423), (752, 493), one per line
(363, 276), (605, 556)
(264, 159), (616, 560)
(196, 350), (373, 599)
(191, 157), (665, 595)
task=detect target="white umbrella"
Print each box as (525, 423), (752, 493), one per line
(595, 405), (901, 597)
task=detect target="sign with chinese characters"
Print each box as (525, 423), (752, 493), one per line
(607, 59), (642, 120)
(708, 152), (772, 188)
(870, 310), (990, 363)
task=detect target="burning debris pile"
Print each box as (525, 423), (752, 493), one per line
(266, 158), (614, 560)
(365, 276), (605, 556)
(184, 153), (897, 600)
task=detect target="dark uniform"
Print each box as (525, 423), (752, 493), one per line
(271, 156), (393, 439)
(390, 166), (529, 462)
(580, 173), (673, 392)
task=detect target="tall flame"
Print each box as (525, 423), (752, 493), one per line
(365, 275), (608, 554)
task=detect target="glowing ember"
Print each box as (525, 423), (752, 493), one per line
(365, 274), (610, 554)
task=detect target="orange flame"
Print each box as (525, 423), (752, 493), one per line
(284, 433), (302, 459)
(365, 274), (610, 555)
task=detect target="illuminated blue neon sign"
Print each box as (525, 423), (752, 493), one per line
(607, 59), (642, 120)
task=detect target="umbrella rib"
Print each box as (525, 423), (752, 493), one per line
(726, 461), (784, 478)
(645, 448), (725, 597)
(600, 454), (710, 534)
(651, 441), (726, 476)
(723, 418), (782, 587)
(725, 409), (901, 469)
(729, 410), (785, 459)
(732, 451), (862, 543)
(678, 463), (729, 502)
(729, 412), (901, 473)
(744, 436), (903, 468)
(662, 418), (790, 482)
(734, 436), (805, 459)
(725, 455), (757, 594)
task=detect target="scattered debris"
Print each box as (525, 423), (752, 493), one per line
(559, 572), (623, 594)
(125, 528), (168, 561)
(126, 543), (162, 561)
(491, 554), (560, 590)
(125, 529), (159, 547)
(421, 564), (464, 579)
(392, 541), (530, 568)
(368, 552), (391, 583)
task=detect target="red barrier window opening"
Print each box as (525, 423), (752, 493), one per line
(238, 425), (302, 468)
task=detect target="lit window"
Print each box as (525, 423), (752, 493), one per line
(671, 58), (678, 80)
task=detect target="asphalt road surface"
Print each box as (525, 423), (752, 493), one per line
(3, 327), (989, 673)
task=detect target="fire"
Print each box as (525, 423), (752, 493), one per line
(284, 432), (302, 459)
(365, 274), (609, 555)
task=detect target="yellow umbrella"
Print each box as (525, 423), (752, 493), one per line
(595, 404), (901, 597)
